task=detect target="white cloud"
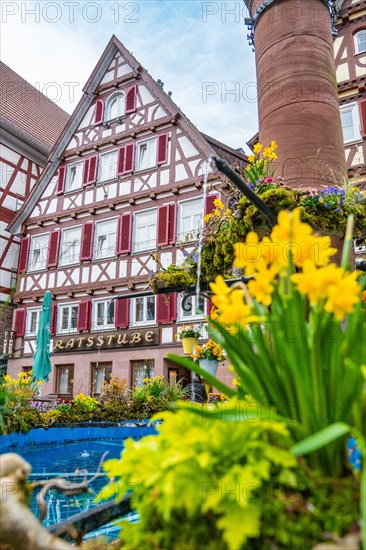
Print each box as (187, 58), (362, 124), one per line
(1, 0), (258, 151)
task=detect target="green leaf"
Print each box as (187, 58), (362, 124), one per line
(291, 423), (351, 456)
(217, 501), (260, 550)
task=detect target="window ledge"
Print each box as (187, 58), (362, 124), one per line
(134, 166), (157, 176)
(91, 326), (116, 332)
(58, 261), (81, 268)
(344, 138), (363, 146)
(64, 187), (82, 195)
(96, 177), (118, 185)
(27, 267), (47, 274)
(130, 322), (158, 328)
(93, 255), (116, 263)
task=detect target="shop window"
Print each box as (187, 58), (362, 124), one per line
(55, 365), (74, 395)
(91, 362), (112, 395)
(131, 359), (154, 388)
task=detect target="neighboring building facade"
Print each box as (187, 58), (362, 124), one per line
(0, 62), (69, 373)
(335, 0), (366, 182)
(7, 36), (246, 396)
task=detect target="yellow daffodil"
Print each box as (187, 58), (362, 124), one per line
(213, 198), (224, 210)
(291, 262), (343, 305)
(248, 154), (256, 163)
(325, 271), (360, 321)
(270, 140), (278, 150)
(248, 267), (277, 306)
(253, 143), (262, 154)
(234, 232), (266, 275)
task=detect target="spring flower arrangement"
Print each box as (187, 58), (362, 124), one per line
(3, 371), (43, 406)
(191, 340), (226, 362)
(171, 209), (365, 471)
(175, 324), (201, 340)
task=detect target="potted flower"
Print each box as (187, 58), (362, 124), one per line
(192, 340), (226, 376)
(176, 325), (201, 355)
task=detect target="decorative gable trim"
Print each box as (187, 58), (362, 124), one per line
(8, 34), (227, 236)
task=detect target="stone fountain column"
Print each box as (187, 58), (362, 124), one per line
(244, 0), (347, 189)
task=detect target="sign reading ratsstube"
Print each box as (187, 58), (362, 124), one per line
(53, 329), (159, 353)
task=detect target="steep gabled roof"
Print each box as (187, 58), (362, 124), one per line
(0, 61), (70, 154)
(8, 35), (246, 235)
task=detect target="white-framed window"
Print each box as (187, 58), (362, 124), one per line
(97, 150), (117, 183)
(58, 303), (78, 335)
(354, 30), (366, 55)
(178, 293), (206, 321)
(26, 307), (42, 336)
(130, 296), (156, 326)
(59, 226), (82, 266)
(135, 138), (157, 172)
(177, 198), (203, 242)
(94, 218), (117, 260)
(131, 359), (154, 388)
(92, 298), (115, 330)
(28, 233), (49, 272)
(340, 103), (361, 144)
(105, 92), (125, 122)
(91, 362), (112, 395)
(132, 209), (157, 253)
(65, 161), (83, 193)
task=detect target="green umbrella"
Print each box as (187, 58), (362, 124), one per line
(33, 290), (52, 382)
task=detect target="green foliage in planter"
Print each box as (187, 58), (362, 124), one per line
(6, 408), (43, 433)
(98, 406), (358, 550)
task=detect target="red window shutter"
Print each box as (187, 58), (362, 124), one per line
(359, 99), (366, 138)
(157, 294), (172, 324)
(124, 143), (135, 173)
(157, 205), (169, 246)
(207, 297), (214, 317)
(18, 237), (30, 273)
(83, 158), (90, 186)
(87, 155), (98, 184)
(50, 304), (57, 335)
(13, 308), (26, 337)
(77, 301), (91, 332)
(205, 194), (218, 216)
(125, 85), (137, 114)
(56, 166), (66, 195)
(116, 213), (132, 254)
(117, 146), (126, 175)
(170, 292), (177, 321)
(94, 99), (104, 125)
(115, 298), (129, 328)
(47, 230), (60, 268)
(157, 133), (168, 165)
(168, 203), (177, 244)
(80, 222), (95, 261)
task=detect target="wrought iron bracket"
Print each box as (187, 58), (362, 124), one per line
(244, 0), (339, 50)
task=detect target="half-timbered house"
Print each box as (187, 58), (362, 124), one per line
(6, 36), (247, 396)
(335, 0), (366, 181)
(0, 62), (69, 373)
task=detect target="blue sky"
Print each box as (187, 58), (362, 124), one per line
(1, 1), (258, 151)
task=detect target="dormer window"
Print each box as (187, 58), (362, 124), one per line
(105, 92), (125, 122)
(354, 30), (366, 55)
